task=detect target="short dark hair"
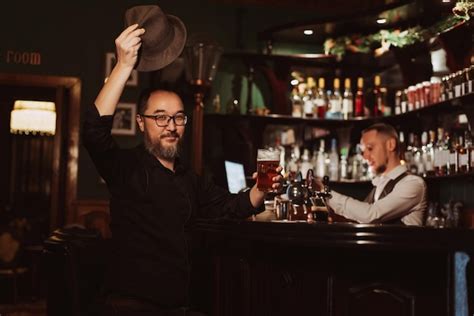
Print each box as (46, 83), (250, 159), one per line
(137, 88), (154, 115)
(137, 88), (182, 114)
(362, 123), (400, 153)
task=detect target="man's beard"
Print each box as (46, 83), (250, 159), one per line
(144, 131), (182, 160)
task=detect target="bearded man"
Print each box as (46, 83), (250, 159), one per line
(83, 19), (281, 315)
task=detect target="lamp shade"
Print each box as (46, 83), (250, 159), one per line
(10, 100), (56, 135)
(184, 43), (223, 86)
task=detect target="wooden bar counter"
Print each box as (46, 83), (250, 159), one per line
(190, 219), (474, 316)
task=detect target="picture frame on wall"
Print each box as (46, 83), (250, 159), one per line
(105, 52), (138, 86)
(111, 102), (137, 135)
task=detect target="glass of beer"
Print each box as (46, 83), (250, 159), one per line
(256, 149), (280, 192)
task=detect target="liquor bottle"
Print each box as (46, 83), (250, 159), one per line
(372, 75), (383, 117)
(328, 138), (339, 181)
(300, 148), (313, 179)
(350, 144), (365, 181)
(447, 132), (457, 175)
(303, 77), (316, 118)
(291, 86), (303, 118)
(422, 131), (436, 176)
(342, 78), (353, 120)
(465, 130), (473, 172)
(354, 77), (365, 117)
(401, 89), (408, 113)
(339, 147), (349, 180)
(315, 78), (328, 118)
(457, 133), (469, 173)
(405, 133), (417, 174)
(275, 137), (286, 174)
(434, 128), (448, 176)
(380, 87), (390, 116)
(287, 145), (300, 180)
(412, 133), (423, 175)
(326, 78), (343, 119)
(315, 139), (327, 178)
(394, 90), (402, 115)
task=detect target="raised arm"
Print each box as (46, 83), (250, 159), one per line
(95, 24), (145, 116)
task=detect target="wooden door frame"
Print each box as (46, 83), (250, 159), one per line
(0, 73), (81, 230)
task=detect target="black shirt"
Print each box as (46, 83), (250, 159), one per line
(82, 105), (256, 307)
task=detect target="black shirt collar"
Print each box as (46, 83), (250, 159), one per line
(136, 143), (186, 175)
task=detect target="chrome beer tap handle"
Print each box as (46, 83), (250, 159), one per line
(315, 176), (332, 199)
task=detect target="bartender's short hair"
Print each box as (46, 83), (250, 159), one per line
(362, 123), (400, 153)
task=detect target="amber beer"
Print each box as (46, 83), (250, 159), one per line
(256, 149), (280, 191)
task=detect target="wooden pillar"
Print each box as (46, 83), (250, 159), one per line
(192, 91), (205, 175)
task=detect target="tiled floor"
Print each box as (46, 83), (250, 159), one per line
(0, 301), (46, 316)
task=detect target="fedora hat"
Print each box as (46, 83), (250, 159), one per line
(124, 5), (187, 72)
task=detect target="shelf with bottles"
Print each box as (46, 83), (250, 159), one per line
(207, 76), (474, 130)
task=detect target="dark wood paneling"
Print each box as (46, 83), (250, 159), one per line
(192, 220), (474, 316)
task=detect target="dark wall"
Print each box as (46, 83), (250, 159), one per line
(0, 0), (315, 200)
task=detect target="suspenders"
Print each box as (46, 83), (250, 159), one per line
(364, 171), (410, 225)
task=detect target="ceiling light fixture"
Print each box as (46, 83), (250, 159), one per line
(376, 18), (387, 24)
(303, 29), (314, 35)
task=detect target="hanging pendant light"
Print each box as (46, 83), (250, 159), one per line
(10, 100), (56, 135)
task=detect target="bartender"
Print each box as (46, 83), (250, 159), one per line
(321, 123), (427, 225)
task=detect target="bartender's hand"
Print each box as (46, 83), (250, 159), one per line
(249, 166), (284, 208)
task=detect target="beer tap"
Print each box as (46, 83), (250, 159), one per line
(316, 176), (332, 200)
(306, 170), (330, 222)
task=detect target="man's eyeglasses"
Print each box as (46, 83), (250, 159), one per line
(140, 113), (188, 127)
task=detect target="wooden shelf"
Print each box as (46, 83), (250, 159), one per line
(206, 92), (474, 128)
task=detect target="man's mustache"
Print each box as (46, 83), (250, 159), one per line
(160, 132), (180, 139)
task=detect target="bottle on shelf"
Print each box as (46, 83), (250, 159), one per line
(291, 86), (303, 118)
(326, 78), (343, 119)
(372, 75), (383, 117)
(354, 77), (365, 117)
(465, 130), (473, 172)
(303, 77), (316, 118)
(315, 139), (327, 178)
(423, 130), (436, 177)
(342, 78), (353, 120)
(434, 128), (449, 176)
(300, 148), (313, 179)
(315, 78), (328, 118)
(350, 144), (365, 181)
(401, 89), (408, 113)
(405, 133), (417, 174)
(394, 90), (402, 115)
(275, 137), (286, 173)
(328, 138), (339, 181)
(412, 133), (424, 175)
(457, 133), (469, 173)
(287, 145), (300, 181)
(447, 132), (457, 175)
(339, 147), (349, 181)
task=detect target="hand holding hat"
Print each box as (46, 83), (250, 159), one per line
(124, 5), (187, 72)
(115, 24), (146, 70)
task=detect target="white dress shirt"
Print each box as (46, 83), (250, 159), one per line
(327, 165), (427, 225)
